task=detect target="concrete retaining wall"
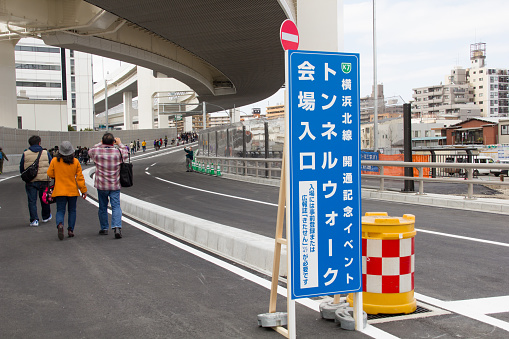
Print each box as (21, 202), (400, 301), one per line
(83, 167), (287, 277)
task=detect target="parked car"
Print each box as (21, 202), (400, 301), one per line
(490, 159), (509, 177)
(472, 156), (495, 176)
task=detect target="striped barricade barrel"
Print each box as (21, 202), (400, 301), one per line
(347, 212), (417, 315)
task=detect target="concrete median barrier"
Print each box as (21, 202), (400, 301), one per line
(83, 167), (287, 276)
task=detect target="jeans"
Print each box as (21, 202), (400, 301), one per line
(25, 181), (51, 222)
(55, 196), (77, 230)
(97, 189), (122, 230)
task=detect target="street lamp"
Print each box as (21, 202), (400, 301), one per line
(373, 0), (378, 152)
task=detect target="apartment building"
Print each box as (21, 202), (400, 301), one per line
(15, 38), (94, 131)
(412, 66), (478, 119)
(468, 43), (509, 117)
(412, 43), (507, 119)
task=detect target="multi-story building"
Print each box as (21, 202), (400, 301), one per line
(412, 67), (478, 119)
(266, 104), (285, 120)
(412, 43), (507, 119)
(468, 43), (509, 117)
(360, 84), (404, 123)
(15, 38), (94, 131)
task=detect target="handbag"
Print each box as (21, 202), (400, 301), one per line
(21, 150), (43, 183)
(118, 149), (133, 187)
(42, 181), (56, 204)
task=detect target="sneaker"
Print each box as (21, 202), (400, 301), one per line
(57, 224), (64, 241)
(98, 229), (108, 235)
(114, 227), (122, 239)
(42, 214), (52, 223)
(68, 229), (74, 238)
(30, 220), (39, 227)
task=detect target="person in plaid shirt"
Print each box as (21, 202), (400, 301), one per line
(88, 133), (128, 239)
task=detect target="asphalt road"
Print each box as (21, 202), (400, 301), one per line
(1, 144), (508, 338)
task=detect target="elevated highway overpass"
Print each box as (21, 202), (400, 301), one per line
(0, 0), (344, 129)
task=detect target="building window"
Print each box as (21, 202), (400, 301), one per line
(71, 76), (75, 92)
(15, 63), (61, 71)
(70, 50), (74, 58)
(72, 109), (76, 125)
(479, 101), (483, 104)
(15, 45), (60, 53)
(71, 93), (76, 108)
(480, 70), (484, 73)
(70, 59), (75, 75)
(479, 85), (483, 89)
(16, 81), (61, 88)
(18, 116), (22, 129)
(479, 93), (483, 97)
(479, 77), (483, 81)
(502, 125), (509, 135)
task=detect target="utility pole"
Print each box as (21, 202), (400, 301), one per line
(373, 0), (378, 152)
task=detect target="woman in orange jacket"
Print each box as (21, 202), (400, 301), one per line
(47, 141), (87, 240)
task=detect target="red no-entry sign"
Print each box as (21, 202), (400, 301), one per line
(280, 19), (299, 51)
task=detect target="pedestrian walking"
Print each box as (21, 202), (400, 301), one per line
(130, 141), (135, 155)
(88, 133), (128, 239)
(0, 147), (9, 174)
(20, 135), (52, 227)
(47, 141), (87, 240)
(142, 140), (146, 152)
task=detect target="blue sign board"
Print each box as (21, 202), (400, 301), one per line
(287, 50), (362, 299)
(361, 151), (379, 173)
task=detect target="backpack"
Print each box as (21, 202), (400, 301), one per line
(0, 152), (3, 160)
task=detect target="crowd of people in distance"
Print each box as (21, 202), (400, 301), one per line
(172, 132), (197, 145)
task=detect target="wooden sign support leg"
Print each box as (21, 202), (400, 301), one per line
(268, 157), (289, 338)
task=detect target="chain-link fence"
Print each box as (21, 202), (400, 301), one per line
(197, 118), (285, 158)
(196, 118), (285, 178)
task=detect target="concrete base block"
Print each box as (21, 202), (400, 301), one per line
(257, 312), (288, 327)
(320, 300), (347, 320)
(334, 304), (367, 331)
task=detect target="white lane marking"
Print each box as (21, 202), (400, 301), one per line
(445, 296), (509, 315)
(145, 172), (150, 175)
(154, 176), (278, 207)
(416, 228), (509, 247)
(150, 163), (157, 167)
(84, 196), (396, 339)
(0, 174), (19, 182)
(151, 175), (509, 247)
(145, 167), (149, 171)
(415, 292), (509, 332)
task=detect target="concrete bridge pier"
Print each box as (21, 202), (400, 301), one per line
(0, 39), (19, 129)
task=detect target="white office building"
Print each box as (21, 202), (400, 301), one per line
(468, 43), (509, 117)
(15, 38), (94, 131)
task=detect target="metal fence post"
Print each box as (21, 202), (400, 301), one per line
(226, 128), (230, 157)
(403, 103), (415, 192)
(265, 121), (269, 177)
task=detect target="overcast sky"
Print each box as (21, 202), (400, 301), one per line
(94, 0), (509, 114)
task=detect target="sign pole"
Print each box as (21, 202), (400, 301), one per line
(284, 80), (296, 339)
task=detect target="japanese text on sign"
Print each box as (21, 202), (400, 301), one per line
(287, 50), (362, 299)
